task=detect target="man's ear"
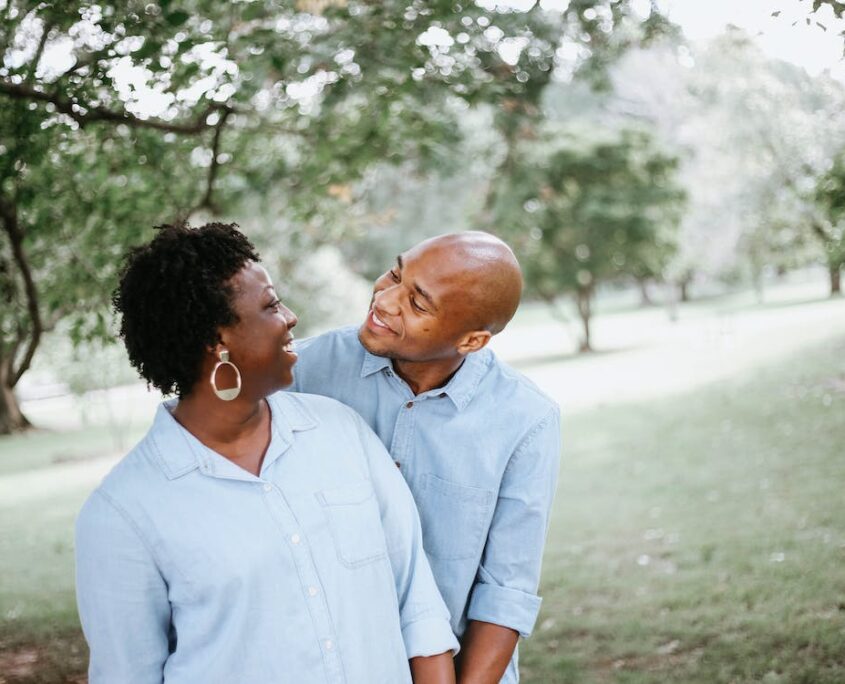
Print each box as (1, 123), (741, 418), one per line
(456, 330), (492, 355)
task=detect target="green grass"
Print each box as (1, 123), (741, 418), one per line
(521, 334), (845, 683)
(0, 424), (144, 477)
(1, 334), (844, 682)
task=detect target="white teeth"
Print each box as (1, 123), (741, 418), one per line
(372, 311), (389, 329)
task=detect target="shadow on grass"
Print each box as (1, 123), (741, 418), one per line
(723, 294), (839, 314)
(511, 345), (640, 370)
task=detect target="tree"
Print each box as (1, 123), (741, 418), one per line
(494, 125), (685, 351)
(0, 0), (670, 433)
(814, 152), (845, 294)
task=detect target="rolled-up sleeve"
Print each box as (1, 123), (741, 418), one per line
(355, 416), (460, 658)
(75, 490), (171, 683)
(467, 405), (561, 638)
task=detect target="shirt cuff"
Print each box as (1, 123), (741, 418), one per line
(402, 617), (460, 658)
(467, 582), (542, 638)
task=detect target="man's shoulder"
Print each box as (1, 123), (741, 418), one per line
(296, 325), (362, 356)
(483, 349), (559, 418)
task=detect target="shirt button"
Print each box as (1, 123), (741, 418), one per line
(291, 534), (301, 545)
(263, 483), (272, 492)
(394, 460), (401, 469)
(405, 401), (414, 409)
(324, 639), (334, 651)
(308, 586), (319, 597)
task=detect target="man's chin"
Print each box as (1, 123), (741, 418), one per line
(357, 325), (392, 358)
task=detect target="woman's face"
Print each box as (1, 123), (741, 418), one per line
(218, 260), (298, 397)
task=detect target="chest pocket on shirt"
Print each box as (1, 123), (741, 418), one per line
(416, 474), (495, 561)
(317, 481), (388, 568)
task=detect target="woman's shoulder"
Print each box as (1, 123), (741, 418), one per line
(271, 389), (363, 427)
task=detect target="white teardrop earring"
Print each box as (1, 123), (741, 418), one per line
(210, 349), (241, 401)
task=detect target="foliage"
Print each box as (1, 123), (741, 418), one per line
(493, 124), (684, 350)
(0, 0), (671, 431)
(813, 149), (845, 290)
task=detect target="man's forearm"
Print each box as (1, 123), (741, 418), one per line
(456, 620), (519, 684)
(410, 651), (456, 684)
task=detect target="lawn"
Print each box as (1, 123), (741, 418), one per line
(1, 319), (843, 682)
(520, 333), (845, 683)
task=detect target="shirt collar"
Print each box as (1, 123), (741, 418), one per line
(359, 346), (491, 412)
(150, 393), (318, 480)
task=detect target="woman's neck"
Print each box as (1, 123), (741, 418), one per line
(171, 391), (272, 476)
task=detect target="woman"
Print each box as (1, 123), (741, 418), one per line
(75, 222), (457, 683)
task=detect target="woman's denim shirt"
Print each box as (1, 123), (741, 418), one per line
(75, 391), (457, 683)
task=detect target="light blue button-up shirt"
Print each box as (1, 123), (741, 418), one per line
(75, 391), (458, 684)
(292, 327), (561, 683)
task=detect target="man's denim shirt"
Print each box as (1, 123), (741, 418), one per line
(292, 326), (561, 683)
(75, 391), (457, 684)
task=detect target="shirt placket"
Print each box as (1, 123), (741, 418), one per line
(384, 368), (417, 476)
(260, 479), (346, 684)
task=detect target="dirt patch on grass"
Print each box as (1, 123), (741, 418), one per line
(0, 637), (87, 684)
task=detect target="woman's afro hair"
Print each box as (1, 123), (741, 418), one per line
(113, 222), (259, 397)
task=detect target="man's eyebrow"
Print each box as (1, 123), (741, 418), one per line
(414, 283), (437, 311)
(396, 255), (403, 270)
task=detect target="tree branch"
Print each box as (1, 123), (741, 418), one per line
(26, 21), (53, 83)
(0, 80), (225, 134)
(0, 195), (42, 388)
(198, 108), (233, 214)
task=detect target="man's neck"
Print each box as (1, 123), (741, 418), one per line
(392, 356), (466, 396)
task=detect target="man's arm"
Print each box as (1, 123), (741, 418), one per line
(460, 405), (562, 683)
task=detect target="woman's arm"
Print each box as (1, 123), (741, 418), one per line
(353, 415), (458, 678)
(411, 652), (457, 684)
(75, 490), (171, 684)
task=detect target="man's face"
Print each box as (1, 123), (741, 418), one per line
(358, 241), (477, 362)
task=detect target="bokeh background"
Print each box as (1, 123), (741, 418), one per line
(1, 1), (844, 682)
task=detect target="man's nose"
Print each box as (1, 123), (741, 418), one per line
(373, 286), (400, 314)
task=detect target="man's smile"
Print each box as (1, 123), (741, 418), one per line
(367, 308), (398, 335)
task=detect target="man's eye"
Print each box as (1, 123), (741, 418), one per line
(389, 270), (400, 282)
(411, 297), (426, 313)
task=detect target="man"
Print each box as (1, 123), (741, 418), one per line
(292, 231), (561, 683)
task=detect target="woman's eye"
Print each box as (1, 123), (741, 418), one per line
(267, 299), (282, 310)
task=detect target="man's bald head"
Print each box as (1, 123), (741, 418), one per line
(410, 231), (523, 335)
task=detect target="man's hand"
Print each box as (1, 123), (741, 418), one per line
(456, 620), (519, 684)
(410, 651), (456, 684)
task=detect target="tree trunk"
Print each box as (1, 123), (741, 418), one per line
(0, 358), (30, 434)
(637, 277), (654, 307)
(575, 286), (593, 353)
(831, 264), (842, 296)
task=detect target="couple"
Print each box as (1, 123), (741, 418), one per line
(75, 223), (561, 683)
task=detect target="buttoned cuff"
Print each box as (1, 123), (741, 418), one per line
(402, 617), (460, 658)
(467, 583), (542, 638)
